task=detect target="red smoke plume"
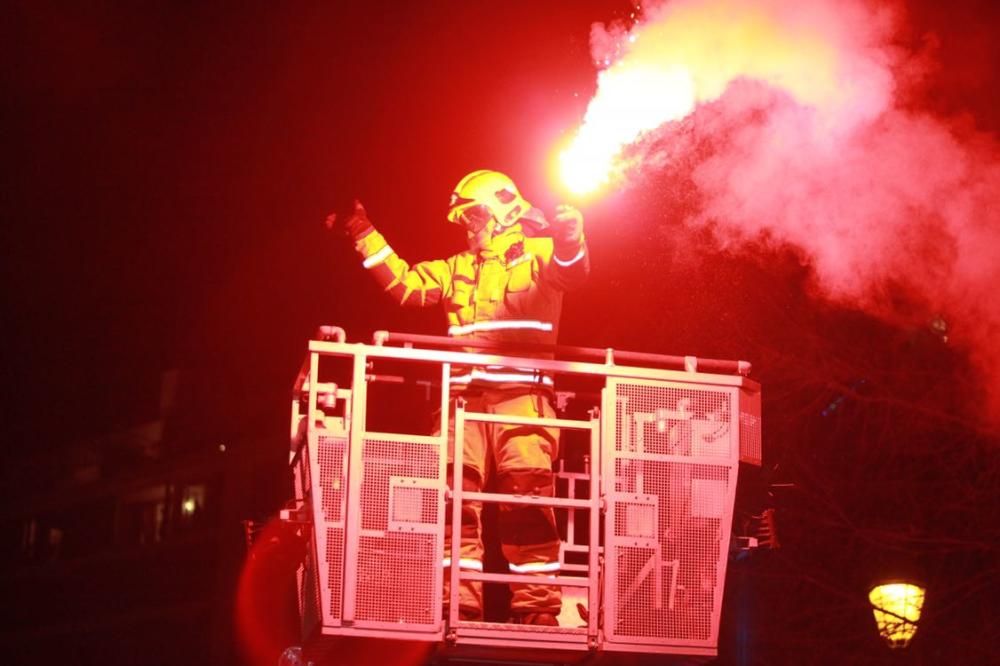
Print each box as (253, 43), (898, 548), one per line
(577, 0), (1000, 424)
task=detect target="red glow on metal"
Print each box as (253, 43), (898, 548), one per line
(235, 518), (304, 666)
(236, 517), (434, 666)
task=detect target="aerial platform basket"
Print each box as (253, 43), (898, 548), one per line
(287, 327), (761, 663)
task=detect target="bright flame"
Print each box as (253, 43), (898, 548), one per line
(561, 64), (695, 195)
(559, 0), (846, 195)
(868, 582), (925, 648)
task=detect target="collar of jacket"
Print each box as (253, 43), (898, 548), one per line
(477, 225), (525, 265)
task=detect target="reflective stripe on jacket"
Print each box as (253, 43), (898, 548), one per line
(353, 223), (589, 387)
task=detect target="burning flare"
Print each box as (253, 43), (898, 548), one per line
(561, 63), (695, 195)
(559, 0), (851, 195)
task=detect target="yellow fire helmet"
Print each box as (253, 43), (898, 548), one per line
(447, 170), (548, 234)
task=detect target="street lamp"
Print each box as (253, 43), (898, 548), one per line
(868, 581), (925, 648)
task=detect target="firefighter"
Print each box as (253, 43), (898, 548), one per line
(328, 170), (588, 625)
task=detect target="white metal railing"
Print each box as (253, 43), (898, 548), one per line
(289, 327), (761, 660)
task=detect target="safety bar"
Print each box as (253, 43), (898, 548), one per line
(304, 336), (756, 391)
(463, 411), (595, 430)
(372, 330), (752, 376)
(461, 492), (593, 510)
(462, 572), (590, 587)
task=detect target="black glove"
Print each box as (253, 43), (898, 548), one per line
(324, 199), (374, 240)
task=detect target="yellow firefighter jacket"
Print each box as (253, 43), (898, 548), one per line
(354, 223), (589, 389)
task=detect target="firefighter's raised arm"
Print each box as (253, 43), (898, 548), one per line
(327, 200), (452, 307)
(546, 203), (590, 291)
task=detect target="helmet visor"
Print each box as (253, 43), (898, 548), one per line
(458, 204), (495, 234)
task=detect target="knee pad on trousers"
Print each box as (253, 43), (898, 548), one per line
(495, 468), (554, 497)
(496, 468), (558, 546)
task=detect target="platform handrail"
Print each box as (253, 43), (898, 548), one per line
(306, 338), (757, 390)
(372, 329), (752, 376)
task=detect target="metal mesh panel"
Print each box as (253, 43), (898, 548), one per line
(610, 381), (736, 645)
(325, 527), (344, 620)
(692, 420), (731, 458)
(616, 384), (730, 456)
(610, 461), (730, 641)
(356, 533), (438, 624)
(316, 436), (347, 621)
(613, 545), (661, 636)
(615, 497), (657, 540)
(318, 436), (346, 523)
(739, 388), (762, 465)
(360, 439), (439, 530)
(354, 438), (442, 626)
(389, 480), (440, 531)
(393, 485), (424, 522)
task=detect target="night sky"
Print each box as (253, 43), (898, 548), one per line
(5, 1), (999, 663)
(6, 1), (626, 445)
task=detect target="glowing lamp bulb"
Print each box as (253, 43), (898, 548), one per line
(868, 581), (925, 648)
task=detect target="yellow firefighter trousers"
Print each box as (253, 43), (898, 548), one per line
(442, 387), (561, 617)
